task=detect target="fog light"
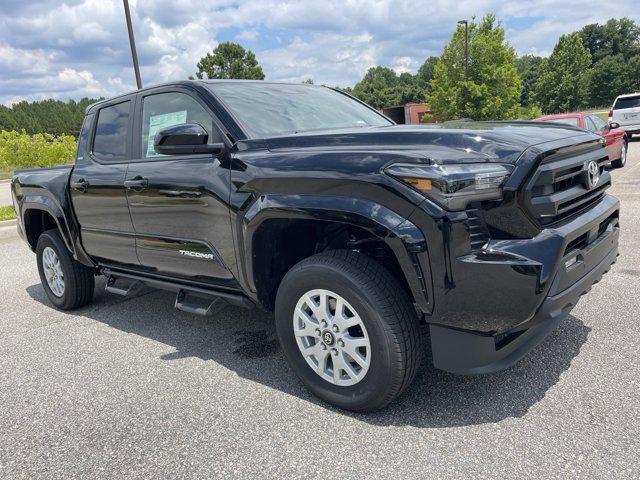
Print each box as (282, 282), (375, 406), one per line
(565, 256), (578, 269)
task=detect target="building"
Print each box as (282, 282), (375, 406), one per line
(381, 103), (434, 124)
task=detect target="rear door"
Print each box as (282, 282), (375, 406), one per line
(125, 87), (237, 288)
(70, 98), (138, 266)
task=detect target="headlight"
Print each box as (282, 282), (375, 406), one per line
(385, 163), (514, 211)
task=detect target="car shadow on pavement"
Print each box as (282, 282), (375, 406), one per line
(27, 279), (590, 428)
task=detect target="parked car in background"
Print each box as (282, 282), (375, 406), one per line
(609, 93), (640, 140)
(535, 113), (628, 168)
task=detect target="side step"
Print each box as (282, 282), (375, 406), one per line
(101, 268), (254, 315)
(106, 275), (143, 296)
(175, 290), (226, 316)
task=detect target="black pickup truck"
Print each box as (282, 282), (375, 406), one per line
(11, 80), (619, 411)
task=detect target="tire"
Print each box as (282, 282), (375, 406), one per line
(275, 250), (421, 412)
(612, 140), (627, 168)
(36, 229), (95, 310)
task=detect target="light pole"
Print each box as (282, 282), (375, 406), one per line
(457, 19), (468, 117)
(123, 0), (142, 89)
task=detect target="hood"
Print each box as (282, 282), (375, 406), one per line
(264, 122), (597, 165)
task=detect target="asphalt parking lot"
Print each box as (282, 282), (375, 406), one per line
(1, 142), (639, 479)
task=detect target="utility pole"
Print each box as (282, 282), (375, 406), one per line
(458, 19), (468, 117)
(123, 0), (142, 89)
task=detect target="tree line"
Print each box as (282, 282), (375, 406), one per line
(0, 98), (99, 138)
(342, 16), (640, 121)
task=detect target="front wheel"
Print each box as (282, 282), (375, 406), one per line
(612, 140), (627, 168)
(36, 230), (95, 310)
(275, 250), (421, 412)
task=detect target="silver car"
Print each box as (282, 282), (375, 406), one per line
(609, 93), (640, 138)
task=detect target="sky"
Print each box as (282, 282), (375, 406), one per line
(1, 0), (639, 106)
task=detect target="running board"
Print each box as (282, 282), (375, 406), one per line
(101, 268), (254, 312)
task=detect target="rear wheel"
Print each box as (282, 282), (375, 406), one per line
(612, 140), (627, 168)
(36, 230), (95, 310)
(275, 250), (421, 412)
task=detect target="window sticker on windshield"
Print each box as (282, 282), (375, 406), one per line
(146, 110), (187, 157)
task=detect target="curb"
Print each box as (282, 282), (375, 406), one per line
(0, 179), (10, 185)
(0, 219), (17, 227)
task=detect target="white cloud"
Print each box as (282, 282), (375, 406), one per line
(392, 56), (416, 75)
(0, 0), (639, 104)
(236, 29), (259, 42)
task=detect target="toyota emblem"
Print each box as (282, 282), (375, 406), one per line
(586, 160), (600, 190)
(322, 330), (335, 346)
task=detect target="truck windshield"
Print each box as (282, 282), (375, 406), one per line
(207, 82), (392, 138)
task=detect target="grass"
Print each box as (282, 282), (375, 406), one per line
(0, 206), (16, 221)
(1, 166), (13, 180)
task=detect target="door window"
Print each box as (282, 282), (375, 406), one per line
(76, 113), (94, 164)
(92, 101), (131, 161)
(590, 115), (608, 131)
(141, 92), (214, 158)
(584, 116), (597, 132)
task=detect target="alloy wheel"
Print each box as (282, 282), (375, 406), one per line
(293, 289), (371, 386)
(42, 246), (65, 297)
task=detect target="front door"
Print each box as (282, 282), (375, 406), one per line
(125, 88), (237, 288)
(70, 98), (138, 266)
(588, 114), (621, 161)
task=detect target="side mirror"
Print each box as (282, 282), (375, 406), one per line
(609, 121), (620, 130)
(154, 123), (225, 155)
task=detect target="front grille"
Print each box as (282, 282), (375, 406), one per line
(524, 145), (611, 226)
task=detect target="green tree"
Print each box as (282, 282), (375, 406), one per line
(415, 56), (438, 90)
(515, 55), (543, 106)
(194, 42), (265, 80)
(0, 97), (98, 137)
(579, 18), (640, 64)
(427, 14), (522, 121)
(626, 56), (640, 92)
(351, 66), (423, 109)
(533, 33), (591, 113)
(588, 54), (629, 107)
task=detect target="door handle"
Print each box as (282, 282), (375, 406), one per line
(70, 178), (89, 192)
(124, 176), (149, 191)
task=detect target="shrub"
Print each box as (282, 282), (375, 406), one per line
(0, 130), (77, 176)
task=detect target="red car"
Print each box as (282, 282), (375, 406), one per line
(535, 112), (628, 168)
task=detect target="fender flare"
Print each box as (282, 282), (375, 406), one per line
(239, 194), (433, 313)
(21, 194), (75, 255)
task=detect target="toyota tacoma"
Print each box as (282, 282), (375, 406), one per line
(11, 80), (620, 411)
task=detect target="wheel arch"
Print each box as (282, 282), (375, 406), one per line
(238, 194), (432, 313)
(21, 201), (74, 254)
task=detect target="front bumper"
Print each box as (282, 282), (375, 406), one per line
(429, 194), (619, 374)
